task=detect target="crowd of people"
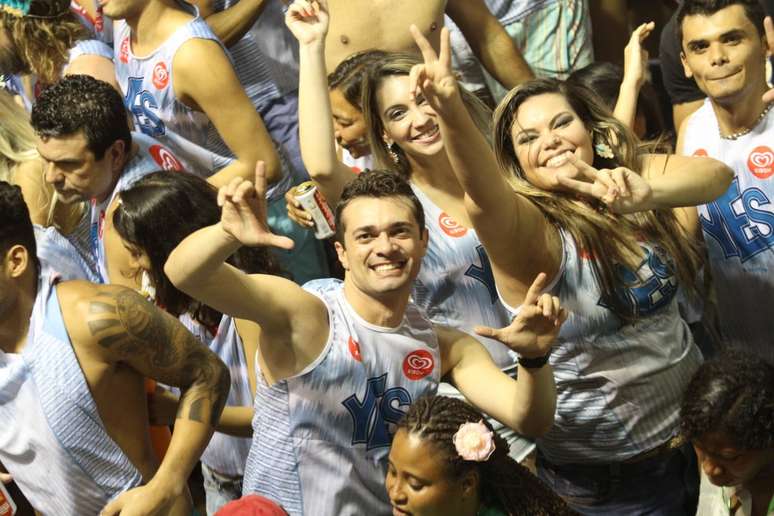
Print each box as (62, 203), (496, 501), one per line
(0, 0), (772, 515)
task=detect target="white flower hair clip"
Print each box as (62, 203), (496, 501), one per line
(453, 420), (495, 462)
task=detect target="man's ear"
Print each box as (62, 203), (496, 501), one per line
(108, 139), (127, 173)
(680, 51), (694, 79)
(4, 244), (31, 279)
(335, 240), (350, 271)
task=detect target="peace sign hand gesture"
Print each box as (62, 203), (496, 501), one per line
(474, 273), (567, 359)
(408, 24), (459, 115)
(557, 153), (653, 214)
(285, 0), (329, 46)
(219, 162), (296, 250)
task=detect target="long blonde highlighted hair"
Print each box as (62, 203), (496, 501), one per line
(493, 78), (703, 319)
(361, 52), (493, 177)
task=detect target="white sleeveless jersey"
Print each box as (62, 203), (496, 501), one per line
(113, 16), (235, 178)
(411, 185), (515, 368)
(501, 230), (702, 464)
(242, 279), (441, 515)
(0, 275), (141, 514)
(181, 314), (253, 477)
(89, 132), (184, 283)
(70, 0), (113, 45)
(682, 99), (774, 364)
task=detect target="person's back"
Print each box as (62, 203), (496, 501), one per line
(0, 180), (230, 515)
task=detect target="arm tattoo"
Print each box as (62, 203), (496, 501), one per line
(87, 287), (230, 426)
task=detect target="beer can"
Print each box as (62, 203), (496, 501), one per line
(294, 181), (336, 239)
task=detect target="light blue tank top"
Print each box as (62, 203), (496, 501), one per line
(411, 185), (515, 368)
(501, 229), (702, 464)
(242, 279), (441, 515)
(682, 99), (774, 364)
(0, 275), (141, 514)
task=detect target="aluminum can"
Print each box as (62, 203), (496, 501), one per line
(294, 181), (336, 239)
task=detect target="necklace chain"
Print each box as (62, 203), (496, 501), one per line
(720, 102), (773, 140)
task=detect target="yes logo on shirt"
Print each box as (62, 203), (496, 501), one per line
(125, 77), (166, 137)
(342, 373), (412, 450)
(702, 177), (774, 262)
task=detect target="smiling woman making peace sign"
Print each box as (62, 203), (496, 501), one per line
(409, 25), (735, 514)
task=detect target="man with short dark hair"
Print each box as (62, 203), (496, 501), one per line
(31, 74), (183, 282)
(681, 353), (774, 516)
(676, 0), (774, 364)
(0, 180), (230, 514)
(166, 167), (564, 515)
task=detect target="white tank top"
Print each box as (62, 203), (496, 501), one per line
(113, 15), (234, 178)
(242, 279), (441, 515)
(682, 99), (774, 364)
(0, 276), (141, 514)
(501, 229), (702, 464)
(411, 185), (515, 368)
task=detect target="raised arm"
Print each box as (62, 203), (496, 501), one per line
(408, 26), (560, 304)
(287, 0), (356, 206)
(172, 39), (281, 188)
(165, 163), (329, 341)
(614, 22), (654, 129)
(78, 284), (229, 515)
(440, 274), (566, 437)
(197, 0), (269, 47)
(446, 0), (533, 90)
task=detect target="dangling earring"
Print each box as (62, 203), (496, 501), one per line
(384, 138), (400, 164)
(139, 269), (157, 302)
(594, 139), (614, 159)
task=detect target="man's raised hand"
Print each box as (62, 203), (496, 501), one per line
(218, 162), (295, 249)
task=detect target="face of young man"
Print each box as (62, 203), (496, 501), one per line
(335, 195), (427, 301)
(680, 4), (768, 105)
(694, 432), (774, 488)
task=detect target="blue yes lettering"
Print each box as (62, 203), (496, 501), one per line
(124, 77), (166, 137)
(342, 373), (411, 450)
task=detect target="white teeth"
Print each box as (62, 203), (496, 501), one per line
(413, 126), (439, 141)
(374, 263), (401, 272)
(545, 152), (572, 168)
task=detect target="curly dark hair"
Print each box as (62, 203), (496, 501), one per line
(334, 169), (425, 244)
(31, 74), (131, 159)
(112, 171), (285, 329)
(681, 351), (774, 449)
(0, 180), (39, 271)
(398, 395), (575, 516)
(327, 49), (389, 108)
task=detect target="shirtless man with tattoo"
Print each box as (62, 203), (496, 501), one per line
(0, 181), (230, 515)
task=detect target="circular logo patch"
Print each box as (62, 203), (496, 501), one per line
(149, 144), (183, 171)
(348, 336), (362, 362)
(747, 145), (774, 179)
(119, 37), (130, 64)
(692, 148), (708, 157)
(402, 349), (434, 380)
(152, 62), (169, 90)
(439, 212), (467, 238)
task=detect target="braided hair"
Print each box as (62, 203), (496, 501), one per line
(398, 395), (574, 516)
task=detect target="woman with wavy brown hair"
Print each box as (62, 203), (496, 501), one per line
(407, 24), (734, 514)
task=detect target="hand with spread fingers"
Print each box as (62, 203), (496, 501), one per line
(474, 273), (567, 359)
(408, 24), (459, 115)
(285, 0), (329, 45)
(556, 153), (653, 213)
(763, 16), (774, 103)
(219, 162), (295, 249)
